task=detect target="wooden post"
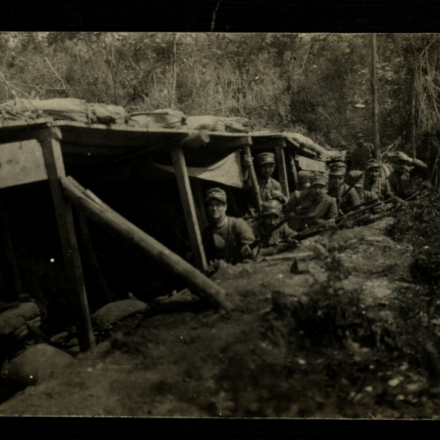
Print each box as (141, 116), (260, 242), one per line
(0, 191), (22, 301)
(289, 154), (299, 190)
(190, 177), (208, 229)
(38, 127), (95, 352)
(243, 139), (263, 215)
(371, 34), (381, 164)
(275, 143), (290, 198)
(61, 176), (232, 312)
(170, 146), (208, 272)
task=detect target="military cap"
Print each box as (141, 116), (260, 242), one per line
(348, 170), (364, 187)
(309, 174), (328, 187)
(366, 159), (380, 170)
(328, 161), (347, 176)
(261, 200), (283, 217)
(205, 187), (227, 204)
(256, 152), (276, 165)
(297, 170), (311, 184)
(356, 131), (364, 139)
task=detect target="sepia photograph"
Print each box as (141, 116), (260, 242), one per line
(0, 32), (439, 419)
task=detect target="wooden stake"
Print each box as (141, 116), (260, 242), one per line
(61, 176), (232, 312)
(171, 146), (208, 272)
(275, 144), (290, 198)
(38, 127), (95, 352)
(243, 140), (263, 215)
(289, 154), (299, 190)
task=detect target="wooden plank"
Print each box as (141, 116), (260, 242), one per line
(190, 177), (208, 230)
(171, 146), (208, 272)
(61, 176), (231, 312)
(243, 139), (263, 215)
(38, 127), (95, 352)
(0, 140), (48, 188)
(275, 144), (290, 198)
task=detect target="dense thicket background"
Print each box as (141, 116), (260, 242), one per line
(1, 32), (440, 175)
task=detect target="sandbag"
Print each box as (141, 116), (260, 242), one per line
(2, 344), (74, 387)
(126, 114), (151, 129)
(91, 299), (148, 327)
(0, 302), (40, 337)
(149, 109), (185, 129)
(88, 103), (126, 125)
(0, 98), (89, 123)
(185, 115), (223, 131)
(220, 117), (249, 133)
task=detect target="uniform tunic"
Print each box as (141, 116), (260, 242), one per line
(328, 183), (361, 213)
(252, 222), (296, 256)
(363, 177), (395, 201)
(284, 190), (338, 232)
(202, 216), (255, 263)
(351, 143), (375, 171)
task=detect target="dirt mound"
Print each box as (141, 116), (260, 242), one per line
(1, 218), (440, 418)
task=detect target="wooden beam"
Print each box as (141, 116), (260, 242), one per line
(218, 136), (252, 150)
(61, 176), (231, 312)
(38, 127), (95, 352)
(170, 146), (208, 272)
(275, 144), (290, 198)
(190, 177), (208, 229)
(289, 154), (299, 190)
(243, 138), (263, 215)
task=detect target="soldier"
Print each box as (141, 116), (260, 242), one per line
(252, 200), (297, 256)
(327, 161), (361, 213)
(348, 170), (382, 214)
(350, 131), (376, 171)
(243, 152), (287, 206)
(363, 159), (396, 201)
(297, 170), (312, 191)
(284, 174), (338, 232)
(387, 151), (428, 200)
(201, 187), (255, 264)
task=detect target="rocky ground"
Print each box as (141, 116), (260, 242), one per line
(1, 217), (440, 418)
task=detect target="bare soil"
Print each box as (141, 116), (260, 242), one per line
(1, 218), (440, 418)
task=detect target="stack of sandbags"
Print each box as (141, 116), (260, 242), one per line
(184, 115), (249, 133)
(0, 302), (41, 341)
(283, 132), (341, 161)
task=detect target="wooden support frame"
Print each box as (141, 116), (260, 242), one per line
(243, 138), (263, 216)
(275, 142), (290, 198)
(37, 127), (95, 352)
(171, 146), (208, 272)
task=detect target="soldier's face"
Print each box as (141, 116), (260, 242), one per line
(259, 163), (276, 180)
(394, 162), (406, 175)
(366, 168), (379, 182)
(207, 200), (227, 222)
(310, 184), (327, 200)
(329, 175), (344, 189)
(263, 213), (280, 229)
(356, 136), (364, 147)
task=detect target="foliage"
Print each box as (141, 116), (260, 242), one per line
(0, 32), (440, 164)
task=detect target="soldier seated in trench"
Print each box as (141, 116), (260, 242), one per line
(284, 174), (338, 232)
(387, 151), (428, 201)
(201, 187), (255, 267)
(363, 159), (397, 202)
(327, 161), (361, 213)
(348, 170), (382, 214)
(252, 200), (297, 257)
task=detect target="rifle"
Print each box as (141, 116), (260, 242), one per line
(249, 213), (296, 250)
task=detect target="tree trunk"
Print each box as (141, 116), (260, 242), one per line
(371, 34), (381, 164)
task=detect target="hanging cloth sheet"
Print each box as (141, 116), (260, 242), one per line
(150, 151), (244, 188)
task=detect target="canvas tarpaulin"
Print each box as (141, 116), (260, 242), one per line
(148, 151), (244, 188)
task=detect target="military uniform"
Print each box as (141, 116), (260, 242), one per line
(252, 200), (296, 256)
(202, 216), (255, 263)
(327, 162), (360, 212)
(284, 175), (338, 232)
(348, 170), (380, 214)
(387, 153), (428, 200)
(202, 187), (255, 264)
(350, 132), (375, 171)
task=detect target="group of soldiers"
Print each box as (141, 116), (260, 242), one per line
(201, 138), (428, 269)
